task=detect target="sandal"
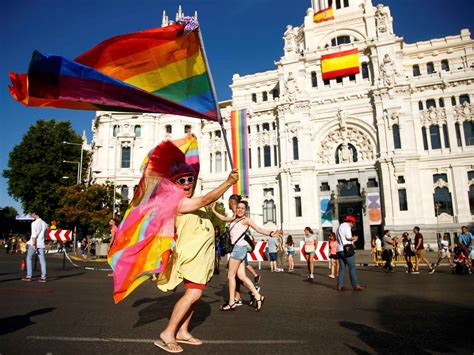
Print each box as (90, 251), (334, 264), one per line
(255, 296), (265, 312)
(220, 302), (236, 311)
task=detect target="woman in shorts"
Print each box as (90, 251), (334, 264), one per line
(328, 232), (339, 279)
(303, 227), (317, 280)
(286, 235), (295, 272)
(221, 201), (281, 311)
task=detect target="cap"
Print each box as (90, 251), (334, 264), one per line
(345, 215), (356, 223)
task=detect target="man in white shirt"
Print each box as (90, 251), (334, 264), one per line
(22, 211), (48, 282)
(336, 215), (364, 291)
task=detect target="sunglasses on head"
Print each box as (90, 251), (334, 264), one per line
(175, 176), (195, 185)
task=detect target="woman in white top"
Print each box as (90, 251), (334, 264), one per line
(303, 227), (317, 280)
(218, 200), (281, 311)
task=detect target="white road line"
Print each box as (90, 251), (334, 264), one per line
(27, 336), (305, 344)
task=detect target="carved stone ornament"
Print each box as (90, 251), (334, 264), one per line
(379, 54), (398, 87)
(118, 123), (134, 138)
(437, 212), (454, 223)
(383, 109), (400, 129)
(375, 4), (391, 36)
(433, 178), (448, 189)
(284, 72), (299, 103)
(452, 102), (473, 123)
(420, 107), (447, 127)
(318, 126), (375, 164)
(283, 25), (297, 54)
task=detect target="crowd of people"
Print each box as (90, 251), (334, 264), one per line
(372, 226), (473, 274)
(0, 236), (27, 254)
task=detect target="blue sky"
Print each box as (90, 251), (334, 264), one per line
(1, 0), (473, 212)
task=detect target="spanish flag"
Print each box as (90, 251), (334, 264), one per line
(321, 48), (360, 80)
(313, 6), (334, 23)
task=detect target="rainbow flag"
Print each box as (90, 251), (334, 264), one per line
(230, 109), (249, 196)
(321, 48), (359, 80)
(9, 18), (219, 122)
(108, 135), (199, 304)
(314, 6), (335, 23)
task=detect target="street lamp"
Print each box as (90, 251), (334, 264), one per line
(63, 160), (81, 184)
(63, 141), (83, 184)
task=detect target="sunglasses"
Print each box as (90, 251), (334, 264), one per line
(175, 176), (195, 185)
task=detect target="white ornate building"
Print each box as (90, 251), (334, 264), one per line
(89, 1), (474, 248)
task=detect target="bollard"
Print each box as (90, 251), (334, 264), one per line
(62, 250), (66, 270)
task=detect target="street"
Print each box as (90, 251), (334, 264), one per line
(0, 252), (473, 354)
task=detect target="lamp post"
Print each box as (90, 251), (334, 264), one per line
(63, 141), (83, 184)
(63, 160), (81, 184)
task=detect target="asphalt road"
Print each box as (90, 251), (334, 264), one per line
(0, 252), (473, 354)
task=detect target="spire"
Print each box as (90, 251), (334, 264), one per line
(176, 5), (183, 21)
(194, 10), (198, 20)
(162, 10), (167, 27)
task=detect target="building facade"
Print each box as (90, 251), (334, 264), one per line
(89, 1), (474, 248)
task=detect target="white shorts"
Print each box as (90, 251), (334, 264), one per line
(439, 251), (450, 259)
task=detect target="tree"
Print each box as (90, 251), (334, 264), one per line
(0, 207), (18, 237)
(3, 119), (87, 222)
(55, 183), (128, 238)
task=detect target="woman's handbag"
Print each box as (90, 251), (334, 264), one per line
(343, 243), (355, 258)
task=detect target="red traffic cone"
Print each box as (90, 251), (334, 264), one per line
(21, 258), (26, 271)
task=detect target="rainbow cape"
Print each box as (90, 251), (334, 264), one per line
(108, 135), (199, 304)
(230, 109), (249, 196)
(8, 18), (218, 121)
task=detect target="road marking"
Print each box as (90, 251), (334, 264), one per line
(27, 336), (305, 344)
(0, 288), (53, 294)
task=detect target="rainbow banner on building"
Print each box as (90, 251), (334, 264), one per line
(230, 109), (249, 196)
(9, 18), (219, 122)
(321, 48), (360, 80)
(314, 6), (335, 23)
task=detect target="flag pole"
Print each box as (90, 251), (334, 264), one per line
(197, 28), (235, 169)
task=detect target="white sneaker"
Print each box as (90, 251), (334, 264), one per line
(310, 274), (314, 279)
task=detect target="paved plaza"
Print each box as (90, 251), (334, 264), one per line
(0, 252), (473, 354)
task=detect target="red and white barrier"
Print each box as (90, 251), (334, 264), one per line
(46, 229), (72, 241)
(248, 241), (268, 261)
(299, 241), (329, 261)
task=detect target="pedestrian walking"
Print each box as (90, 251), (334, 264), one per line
(382, 230), (394, 272)
(219, 201), (279, 311)
(22, 211), (47, 282)
(276, 234), (285, 272)
(303, 227), (317, 280)
(412, 226), (435, 274)
(401, 232), (415, 273)
(458, 226), (473, 271)
(285, 235), (295, 272)
(155, 161), (239, 352)
(435, 233), (454, 268)
(336, 216), (364, 291)
(266, 231), (280, 272)
(328, 232), (338, 279)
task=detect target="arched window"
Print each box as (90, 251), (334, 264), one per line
(469, 185), (474, 215)
(263, 145), (271, 167)
(393, 124), (401, 149)
(418, 101), (423, 111)
(438, 98), (445, 108)
(263, 199), (276, 224)
(209, 153), (213, 172)
(335, 143), (358, 164)
(292, 137), (299, 160)
(441, 59), (450, 72)
(113, 125), (120, 137)
(134, 125), (141, 137)
(215, 152), (222, 172)
(413, 65), (421, 77)
(331, 35), (351, 46)
(427, 62), (435, 74)
(262, 91), (268, 102)
(121, 185), (129, 200)
(442, 124), (450, 148)
(184, 125), (191, 134)
(165, 124), (172, 134)
(433, 187), (453, 216)
(311, 71), (318, 87)
(451, 96), (457, 106)
(459, 94), (470, 105)
(429, 125), (441, 149)
(426, 99), (436, 109)
(455, 123), (462, 147)
(257, 147), (261, 167)
(362, 63), (370, 79)
(422, 127), (429, 150)
(252, 93), (257, 103)
(262, 123), (270, 131)
(464, 121), (474, 146)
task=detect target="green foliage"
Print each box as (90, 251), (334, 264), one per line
(3, 119), (86, 221)
(55, 182), (128, 237)
(205, 201), (227, 234)
(0, 207), (19, 236)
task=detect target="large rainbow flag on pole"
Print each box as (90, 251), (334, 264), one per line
(8, 18), (219, 122)
(230, 109), (249, 196)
